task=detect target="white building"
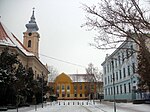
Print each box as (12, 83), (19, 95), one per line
(101, 39), (139, 101)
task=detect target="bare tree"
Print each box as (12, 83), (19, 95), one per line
(82, 0), (150, 64)
(48, 66), (58, 82)
(86, 63), (103, 100)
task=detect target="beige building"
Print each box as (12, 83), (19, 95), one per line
(0, 9), (49, 80)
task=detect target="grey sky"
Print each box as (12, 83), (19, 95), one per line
(0, 0), (112, 74)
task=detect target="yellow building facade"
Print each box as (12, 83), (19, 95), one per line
(48, 73), (99, 100)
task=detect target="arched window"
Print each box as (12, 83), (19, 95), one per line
(28, 40), (31, 47)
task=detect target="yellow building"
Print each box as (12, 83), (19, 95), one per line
(0, 9), (49, 80)
(48, 73), (102, 100)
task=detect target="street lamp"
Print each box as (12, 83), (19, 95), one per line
(112, 60), (116, 112)
(112, 75), (116, 112)
(130, 75), (135, 101)
(41, 72), (44, 108)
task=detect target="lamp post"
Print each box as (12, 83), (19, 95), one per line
(112, 60), (116, 112)
(112, 76), (116, 112)
(41, 72), (43, 108)
(130, 75), (134, 101)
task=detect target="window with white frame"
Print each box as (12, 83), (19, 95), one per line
(123, 68), (126, 77)
(67, 85), (70, 90)
(120, 85), (122, 94)
(124, 84), (126, 93)
(119, 70), (122, 79)
(62, 85), (65, 90)
(128, 66), (130, 76)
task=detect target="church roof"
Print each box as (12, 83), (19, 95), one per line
(0, 21), (34, 56)
(25, 8), (39, 32)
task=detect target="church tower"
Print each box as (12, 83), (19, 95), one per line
(23, 8), (40, 58)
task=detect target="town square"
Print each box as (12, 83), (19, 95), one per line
(0, 0), (150, 112)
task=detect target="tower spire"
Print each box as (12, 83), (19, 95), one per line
(30, 7), (35, 23)
(23, 8), (40, 58)
(25, 8), (39, 32)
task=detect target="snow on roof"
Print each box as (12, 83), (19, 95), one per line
(0, 22), (34, 56)
(69, 74), (96, 82)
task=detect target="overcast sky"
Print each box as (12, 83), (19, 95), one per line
(0, 0), (112, 74)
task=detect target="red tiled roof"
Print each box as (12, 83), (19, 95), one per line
(0, 22), (8, 41)
(12, 33), (29, 52)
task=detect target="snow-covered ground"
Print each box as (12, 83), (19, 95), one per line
(94, 101), (150, 112)
(7, 100), (150, 112)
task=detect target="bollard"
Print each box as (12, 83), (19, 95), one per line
(35, 104), (37, 111)
(59, 102), (60, 105)
(64, 102), (65, 105)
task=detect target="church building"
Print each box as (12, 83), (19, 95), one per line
(0, 9), (49, 80)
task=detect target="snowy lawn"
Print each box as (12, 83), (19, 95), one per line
(11, 100), (150, 112)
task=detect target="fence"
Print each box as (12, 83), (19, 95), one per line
(47, 100), (97, 106)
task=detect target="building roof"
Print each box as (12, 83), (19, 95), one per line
(69, 74), (97, 82)
(49, 73), (99, 83)
(0, 21), (34, 56)
(101, 39), (129, 66)
(25, 8), (39, 32)
(0, 21), (49, 74)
